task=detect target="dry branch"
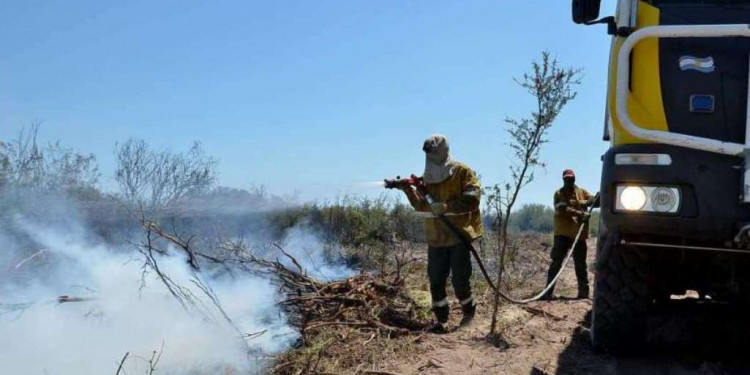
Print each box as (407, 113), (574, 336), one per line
(522, 305), (565, 321)
(115, 352), (129, 375)
(13, 249), (46, 270)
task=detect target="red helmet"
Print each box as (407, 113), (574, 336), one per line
(562, 169), (575, 179)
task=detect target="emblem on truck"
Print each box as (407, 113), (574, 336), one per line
(679, 56), (715, 73)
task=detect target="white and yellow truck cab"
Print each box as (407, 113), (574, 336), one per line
(573, 0), (750, 353)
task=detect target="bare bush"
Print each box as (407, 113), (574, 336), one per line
(0, 123), (99, 193)
(114, 138), (216, 216)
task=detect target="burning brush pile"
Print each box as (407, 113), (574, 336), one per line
(234, 243), (430, 374)
(108, 215), (430, 374)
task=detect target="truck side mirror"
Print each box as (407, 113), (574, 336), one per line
(572, 0), (601, 24)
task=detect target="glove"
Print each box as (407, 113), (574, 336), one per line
(585, 196), (595, 207)
(431, 202), (448, 215)
(580, 211), (591, 222)
(569, 199), (584, 211)
(590, 193), (601, 208)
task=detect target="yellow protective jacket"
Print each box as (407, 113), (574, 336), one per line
(407, 163), (484, 247)
(553, 186), (593, 240)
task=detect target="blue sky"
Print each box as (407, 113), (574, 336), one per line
(0, 0), (617, 206)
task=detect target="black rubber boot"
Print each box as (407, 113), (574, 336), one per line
(459, 303), (476, 327)
(539, 291), (554, 301)
(427, 321), (448, 334)
(577, 286), (590, 299)
(429, 306), (449, 333)
(433, 305), (449, 323)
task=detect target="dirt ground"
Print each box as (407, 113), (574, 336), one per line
(379, 241), (750, 375)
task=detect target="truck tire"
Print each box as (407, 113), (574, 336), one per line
(591, 230), (653, 354)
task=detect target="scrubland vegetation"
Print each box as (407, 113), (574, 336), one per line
(0, 125), (592, 374)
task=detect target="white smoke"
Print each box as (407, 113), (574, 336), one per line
(0, 207), (301, 374)
(279, 225), (354, 281)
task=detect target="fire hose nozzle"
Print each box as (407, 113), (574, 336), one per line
(384, 174), (423, 189)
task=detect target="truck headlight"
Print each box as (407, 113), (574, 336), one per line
(651, 187), (678, 213)
(615, 185), (680, 213)
(619, 186), (647, 211)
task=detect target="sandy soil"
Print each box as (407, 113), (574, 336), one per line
(379, 241), (750, 375)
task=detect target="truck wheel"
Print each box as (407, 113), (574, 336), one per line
(591, 233), (653, 353)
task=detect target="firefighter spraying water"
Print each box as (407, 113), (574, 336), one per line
(384, 135), (482, 333)
(380, 134), (598, 332)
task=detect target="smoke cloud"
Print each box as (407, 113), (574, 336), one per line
(279, 224), (353, 281)
(0, 190), (344, 374)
